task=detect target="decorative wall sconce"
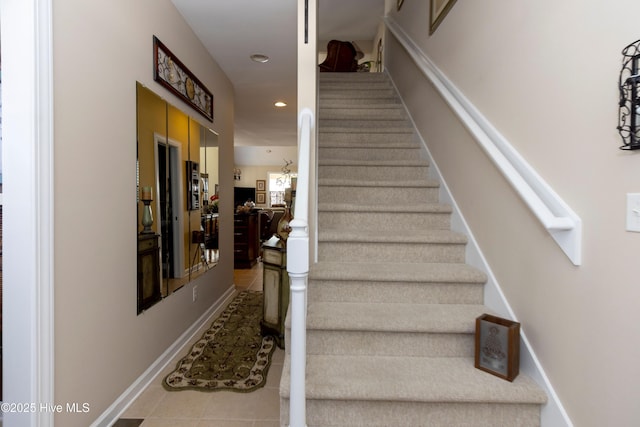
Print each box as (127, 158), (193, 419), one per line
(233, 168), (242, 181)
(618, 39), (640, 150)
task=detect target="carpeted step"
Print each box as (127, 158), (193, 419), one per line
(319, 72), (389, 83)
(318, 178), (441, 204)
(320, 106), (407, 120)
(307, 261), (486, 304)
(318, 159), (429, 181)
(317, 229), (468, 263)
(303, 301), (487, 357)
(320, 87), (399, 99)
(319, 118), (413, 129)
(319, 98), (402, 108)
(280, 354), (547, 427)
(318, 202), (452, 230)
(320, 81), (393, 92)
(319, 130), (415, 145)
(319, 145), (423, 161)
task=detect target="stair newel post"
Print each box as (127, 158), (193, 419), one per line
(288, 108), (313, 427)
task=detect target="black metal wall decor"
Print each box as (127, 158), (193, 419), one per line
(618, 39), (640, 150)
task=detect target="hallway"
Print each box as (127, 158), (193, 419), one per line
(117, 263), (283, 427)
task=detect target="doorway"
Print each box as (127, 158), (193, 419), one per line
(154, 135), (185, 286)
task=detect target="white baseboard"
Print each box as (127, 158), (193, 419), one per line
(90, 285), (236, 427)
(386, 73), (573, 427)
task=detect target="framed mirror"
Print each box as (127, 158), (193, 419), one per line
(136, 82), (220, 313)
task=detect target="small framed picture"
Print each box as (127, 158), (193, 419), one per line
(256, 192), (266, 204)
(256, 180), (266, 192)
(430, 0), (458, 34)
(475, 314), (520, 382)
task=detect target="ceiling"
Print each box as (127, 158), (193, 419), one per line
(171, 0), (385, 161)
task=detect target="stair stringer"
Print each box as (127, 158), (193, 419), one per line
(386, 73), (573, 427)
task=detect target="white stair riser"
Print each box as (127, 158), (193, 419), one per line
(317, 241), (466, 263)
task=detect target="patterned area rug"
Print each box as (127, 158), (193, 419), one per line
(163, 290), (275, 392)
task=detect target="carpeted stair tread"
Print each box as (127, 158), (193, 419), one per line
(306, 301), (487, 333)
(320, 125), (414, 134)
(319, 177), (440, 188)
(318, 202), (451, 214)
(319, 139), (418, 148)
(318, 158), (427, 167)
(309, 261), (487, 284)
(319, 228), (468, 244)
(320, 118), (410, 126)
(319, 72), (388, 81)
(281, 354), (547, 405)
(319, 102), (404, 109)
(320, 108), (406, 118)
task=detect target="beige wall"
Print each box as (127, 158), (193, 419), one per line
(386, 2), (640, 426)
(52, 0), (235, 425)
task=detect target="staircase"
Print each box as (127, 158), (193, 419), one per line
(280, 72), (546, 426)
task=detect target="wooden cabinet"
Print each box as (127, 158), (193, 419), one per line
(234, 212), (259, 268)
(261, 236), (289, 348)
(201, 213), (219, 250)
(137, 234), (161, 313)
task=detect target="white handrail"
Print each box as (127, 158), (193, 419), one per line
(385, 16), (582, 265)
(287, 108), (313, 427)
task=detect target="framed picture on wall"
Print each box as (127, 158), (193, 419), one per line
(153, 36), (214, 121)
(256, 192), (266, 204)
(256, 180), (266, 191)
(429, 0), (458, 34)
(474, 314), (520, 381)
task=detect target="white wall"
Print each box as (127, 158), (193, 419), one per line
(386, 2), (640, 426)
(48, 1), (235, 425)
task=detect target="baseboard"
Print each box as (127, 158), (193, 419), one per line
(90, 285), (236, 427)
(386, 72), (573, 427)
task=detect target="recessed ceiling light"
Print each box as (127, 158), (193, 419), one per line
(274, 101), (287, 108)
(250, 54), (269, 63)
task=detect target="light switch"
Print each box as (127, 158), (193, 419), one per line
(626, 193), (640, 232)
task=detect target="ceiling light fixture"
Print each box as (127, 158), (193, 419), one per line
(250, 54), (269, 63)
(274, 101), (287, 108)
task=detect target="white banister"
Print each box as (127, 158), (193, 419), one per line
(385, 16), (582, 265)
(287, 108), (313, 427)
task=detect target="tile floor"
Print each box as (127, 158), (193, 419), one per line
(117, 262), (283, 427)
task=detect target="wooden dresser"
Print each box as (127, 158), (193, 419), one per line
(234, 212), (259, 268)
(137, 233), (161, 313)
